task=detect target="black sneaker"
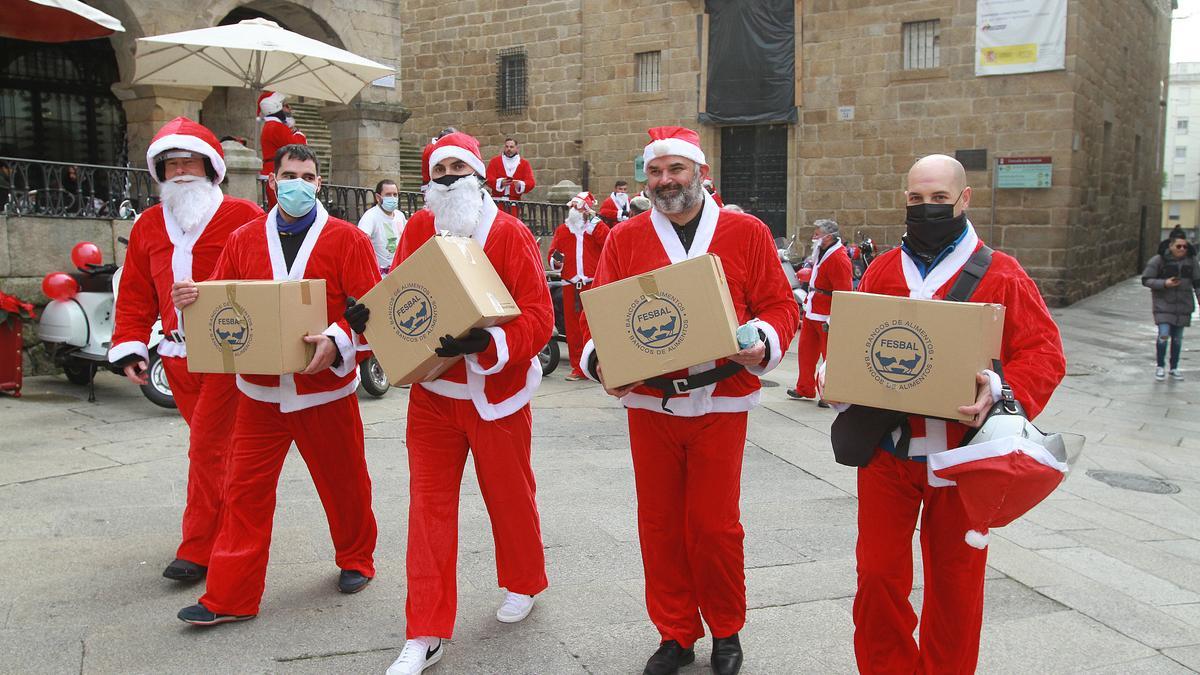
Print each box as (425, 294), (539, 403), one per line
(162, 558), (206, 582)
(786, 389), (813, 401)
(711, 633), (743, 675)
(643, 640), (695, 675)
(817, 399), (831, 408)
(177, 603), (255, 626)
(338, 569), (372, 594)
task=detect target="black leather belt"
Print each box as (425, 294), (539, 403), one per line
(160, 329), (184, 343)
(643, 362), (744, 413)
(812, 287), (833, 296)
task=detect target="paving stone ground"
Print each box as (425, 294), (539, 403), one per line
(1, 277), (1198, 674)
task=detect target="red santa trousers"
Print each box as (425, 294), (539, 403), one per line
(562, 282), (588, 374)
(854, 449), (988, 675)
(160, 355), (237, 566)
(404, 385), (548, 639)
(199, 394), (377, 616)
(628, 408), (748, 648)
(793, 316), (828, 397)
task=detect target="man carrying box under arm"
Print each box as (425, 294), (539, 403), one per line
(577, 126), (799, 675)
(170, 144), (382, 626)
(846, 154), (1065, 674)
(345, 131), (553, 675)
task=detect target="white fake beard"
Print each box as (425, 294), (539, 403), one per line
(160, 175), (217, 233)
(425, 175), (484, 237)
(565, 208), (584, 232)
(650, 171), (705, 215)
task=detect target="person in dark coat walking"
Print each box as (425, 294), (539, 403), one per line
(1143, 232), (1200, 381)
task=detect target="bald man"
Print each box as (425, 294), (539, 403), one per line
(845, 155), (1065, 673)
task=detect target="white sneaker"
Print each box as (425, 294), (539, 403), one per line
(386, 637), (442, 675)
(1156, 367), (1166, 381)
(1170, 369), (1184, 381)
(495, 591), (536, 623)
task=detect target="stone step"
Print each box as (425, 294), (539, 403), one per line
(288, 100), (333, 177)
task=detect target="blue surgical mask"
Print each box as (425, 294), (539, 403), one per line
(276, 178), (317, 217)
(381, 196), (399, 212)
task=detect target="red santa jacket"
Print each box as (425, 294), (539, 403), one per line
(858, 222), (1066, 461)
(804, 238), (853, 321)
(485, 154), (535, 201)
(209, 203), (381, 412)
(110, 191), (263, 364)
(548, 218), (610, 284)
(259, 118), (307, 177)
(598, 192), (631, 225)
(579, 193), (800, 417)
(392, 196), (553, 421)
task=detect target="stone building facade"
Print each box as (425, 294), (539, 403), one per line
(397, 0), (1172, 305)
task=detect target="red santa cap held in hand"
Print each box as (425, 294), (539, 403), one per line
(145, 116), (226, 184)
(643, 126), (707, 167)
(427, 131), (487, 178)
(258, 91), (286, 117)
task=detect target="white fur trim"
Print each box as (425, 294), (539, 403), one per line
(466, 356), (542, 421)
(473, 194), (498, 247)
(157, 340), (186, 358)
(259, 91), (285, 116)
(146, 134), (227, 184)
(418, 377), (469, 399)
(803, 239), (844, 317)
(513, 179), (526, 195)
(928, 435), (1070, 474)
(745, 318), (783, 376)
(643, 138), (706, 166)
(429, 146), (486, 178)
(648, 192), (720, 263)
(108, 340), (149, 364)
(235, 372), (359, 413)
(464, 326), (509, 375)
(322, 322), (357, 378)
(580, 338), (600, 383)
(501, 153), (520, 177)
(965, 530), (990, 549)
(620, 389), (762, 417)
(900, 221), (980, 299)
(265, 203), (329, 280)
(983, 368), (1003, 404)
(908, 419), (948, 457)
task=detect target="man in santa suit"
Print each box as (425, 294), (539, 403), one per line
(578, 127), (799, 675)
(787, 218), (852, 406)
(485, 137), (535, 216)
(548, 191), (610, 381)
(258, 91), (307, 209)
(846, 154), (1065, 674)
(108, 117), (263, 582)
(597, 180), (632, 225)
(171, 143), (381, 626)
(344, 132), (552, 675)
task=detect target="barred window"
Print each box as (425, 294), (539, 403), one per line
(497, 47), (527, 114)
(902, 19), (940, 70)
(1179, 119), (1189, 135)
(635, 51), (661, 93)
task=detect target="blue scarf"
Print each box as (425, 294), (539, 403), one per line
(276, 204), (318, 235)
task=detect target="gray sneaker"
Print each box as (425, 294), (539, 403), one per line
(1156, 367), (1166, 381)
(1170, 369), (1184, 381)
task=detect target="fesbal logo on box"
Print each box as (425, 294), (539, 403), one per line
(626, 292), (688, 355)
(209, 302), (253, 354)
(389, 284), (437, 341)
(864, 319), (933, 390)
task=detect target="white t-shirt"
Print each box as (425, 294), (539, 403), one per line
(357, 204), (407, 269)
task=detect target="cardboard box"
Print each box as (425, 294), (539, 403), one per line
(184, 279), (328, 375)
(580, 254), (739, 389)
(822, 291), (1005, 421)
(359, 235), (521, 385)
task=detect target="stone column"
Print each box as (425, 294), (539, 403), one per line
(220, 140), (262, 204)
(319, 102), (411, 187)
(112, 84), (212, 168)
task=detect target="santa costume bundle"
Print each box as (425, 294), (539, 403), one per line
(389, 132), (553, 642)
(578, 127), (799, 665)
(257, 91), (307, 208)
(547, 191), (610, 379)
(189, 156), (381, 619)
(485, 142), (535, 216)
(109, 117), (263, 577)
(849, 220), (1065, 674)
(793, 233), (852, 398)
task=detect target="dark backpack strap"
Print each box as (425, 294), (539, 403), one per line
(944, 245), (994, 302)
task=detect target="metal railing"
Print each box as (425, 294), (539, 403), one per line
(0, 156), (157, 219)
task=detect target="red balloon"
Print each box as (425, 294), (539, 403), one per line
(70, 241), (102, 269)
(42, 272), (79, 301)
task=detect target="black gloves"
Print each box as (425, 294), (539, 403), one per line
(435, 328), (492, 357)
(344, 297), (370, 334)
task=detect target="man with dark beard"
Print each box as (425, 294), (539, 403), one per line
(345, 131), (552, 675)
(577, 127), (799, 675)
(485, 136), (536, 216)
(109, 117), (263, 582)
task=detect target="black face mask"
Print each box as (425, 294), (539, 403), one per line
(431, 173), (471, 188)
(904, 196), (967, 258)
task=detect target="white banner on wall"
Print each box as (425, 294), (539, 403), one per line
(975, 0), (1067, 76)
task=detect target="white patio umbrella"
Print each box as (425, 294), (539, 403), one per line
(0, 0), (125, 42)
(131, 18), (393, 103)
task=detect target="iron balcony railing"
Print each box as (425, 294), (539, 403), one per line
(0, 156), (570, 236)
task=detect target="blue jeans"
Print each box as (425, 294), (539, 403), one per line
(1157, 323), (1184, 369)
